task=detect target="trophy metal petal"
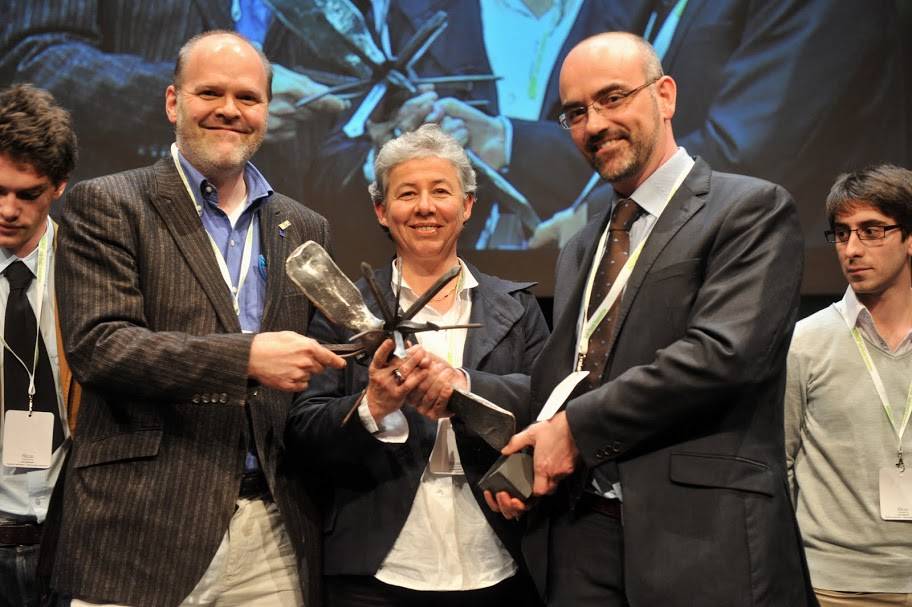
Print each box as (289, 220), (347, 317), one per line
(285, 241), (383, 334)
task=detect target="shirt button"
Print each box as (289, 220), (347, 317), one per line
(229, 239), (236, 247)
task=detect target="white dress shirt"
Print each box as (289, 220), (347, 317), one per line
(836, 286), (912, 356)
(358, 260), (516, 591)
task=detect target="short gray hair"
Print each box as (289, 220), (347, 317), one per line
(369, 123), (477, 204)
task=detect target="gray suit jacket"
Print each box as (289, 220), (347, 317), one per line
(52, 158), (330, 606)
(472, 158), (816, 606)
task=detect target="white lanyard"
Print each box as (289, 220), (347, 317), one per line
(0, 217), (53, 412)
(850, 327), (912, 471)
(574, 170), (688, 371)
(171, 144), (255, 317)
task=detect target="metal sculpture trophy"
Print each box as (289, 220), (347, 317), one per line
(286, 241), (533, 498)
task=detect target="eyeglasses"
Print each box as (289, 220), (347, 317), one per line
(558, 78), (660, 129)
(824, 225), (902, 243)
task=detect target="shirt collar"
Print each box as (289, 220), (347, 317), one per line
(0, 216), (52, 277)
(835, 286), (867, 330)
(176, 148), (273, 214)
(390, 258), (479, 301)
(627, 146), (694, 219)
(835, 285), (912, 353)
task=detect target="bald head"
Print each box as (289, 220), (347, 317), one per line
(174, 30), (273, 100)
(563, 32), (664, 88)
(558, 32), (677, 194)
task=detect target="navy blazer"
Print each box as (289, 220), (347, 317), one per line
(286, 261), (548, 577)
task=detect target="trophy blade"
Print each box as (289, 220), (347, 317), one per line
(448, 388), (516, 451)
(286, 241), (382, 333)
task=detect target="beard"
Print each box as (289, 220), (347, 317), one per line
(585, 99), (661, 183)
(174, 111), (265, 180)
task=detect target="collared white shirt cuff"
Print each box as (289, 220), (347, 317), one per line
(457, 368), (471, 392)
(358, 394), (408, 443)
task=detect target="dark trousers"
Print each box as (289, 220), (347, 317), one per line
(547, 502), (627, 607)
(326, 573), (541, 607)
(0, 543), (40, 607)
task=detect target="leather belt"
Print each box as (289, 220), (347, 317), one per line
(0, 522), (43, 545)
(239, 471), (269, 498)
(578, 492), (622, 519)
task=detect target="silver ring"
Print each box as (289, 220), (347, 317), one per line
(392, 369), (405, 385)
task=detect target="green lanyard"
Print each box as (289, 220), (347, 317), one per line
(851, 327), (912, 471)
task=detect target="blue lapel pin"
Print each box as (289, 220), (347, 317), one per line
(278, 219), (291, 238)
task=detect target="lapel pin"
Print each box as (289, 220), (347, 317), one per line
(278, 219), (291, 238)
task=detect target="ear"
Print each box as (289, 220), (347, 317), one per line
(52, 181), (68, 200)
(165, 85), (178, 125)
(655, 75), (676, 121)
(373, 201), (388, 227)
(462, 193), (475, 223)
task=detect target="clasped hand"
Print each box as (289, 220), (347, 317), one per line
(483, 411), (580, 520)
(365, 339), (468, 423)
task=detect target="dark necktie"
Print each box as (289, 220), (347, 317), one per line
(3, 260), (63, 451)
(578, 199), (643, 391)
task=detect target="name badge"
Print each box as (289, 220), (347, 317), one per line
(2, 410), (53, 469)
(879, 466), (912, 521)
(429, 419), (463, 476)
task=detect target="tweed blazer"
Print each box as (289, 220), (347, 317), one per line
(51, 158), (330, 607)
(286, 262), (549, 577)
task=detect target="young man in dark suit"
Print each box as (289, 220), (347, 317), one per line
(0, 83), (79, 607)
(51, 31), (344, 606)
(477, 32), (816, 606)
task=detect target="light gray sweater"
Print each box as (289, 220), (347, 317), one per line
(786, 302), (912, 592)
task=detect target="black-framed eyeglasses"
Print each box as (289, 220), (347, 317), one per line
(558, 78), (660, 129)
(824, 225), (902, 243)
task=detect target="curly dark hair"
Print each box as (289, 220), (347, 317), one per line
(0, 83), (77, 185)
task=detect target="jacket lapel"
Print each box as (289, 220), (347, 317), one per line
(462, 264), (529, 369)
(51, 223), (81, 432)
(148, 159), (241, 333)
(259, 203), (290, 331)
(603, 158), (710, 362)
(533, 211), (612, 396)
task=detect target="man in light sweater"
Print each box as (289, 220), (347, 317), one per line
(786, 164), (912, 606)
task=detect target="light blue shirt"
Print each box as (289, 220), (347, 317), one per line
(0, 221), (68, 523)
(177, 151), (272, 333)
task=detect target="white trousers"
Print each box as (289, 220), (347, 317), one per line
(72, 496), (304, 607)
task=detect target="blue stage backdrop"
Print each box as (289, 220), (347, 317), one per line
(2, 0), (910, 295)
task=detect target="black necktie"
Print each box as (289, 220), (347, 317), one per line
(3, 260), (63, 451)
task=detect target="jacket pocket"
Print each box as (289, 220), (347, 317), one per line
(669, 451), (774, 496)
(72, 430), (162, 468)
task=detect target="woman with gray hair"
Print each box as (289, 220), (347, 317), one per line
(288, 124), (547, 606)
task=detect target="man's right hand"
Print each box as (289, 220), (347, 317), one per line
(247, 331), (346, 391)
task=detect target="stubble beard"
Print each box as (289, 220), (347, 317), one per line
(175, 114), (265, 181)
